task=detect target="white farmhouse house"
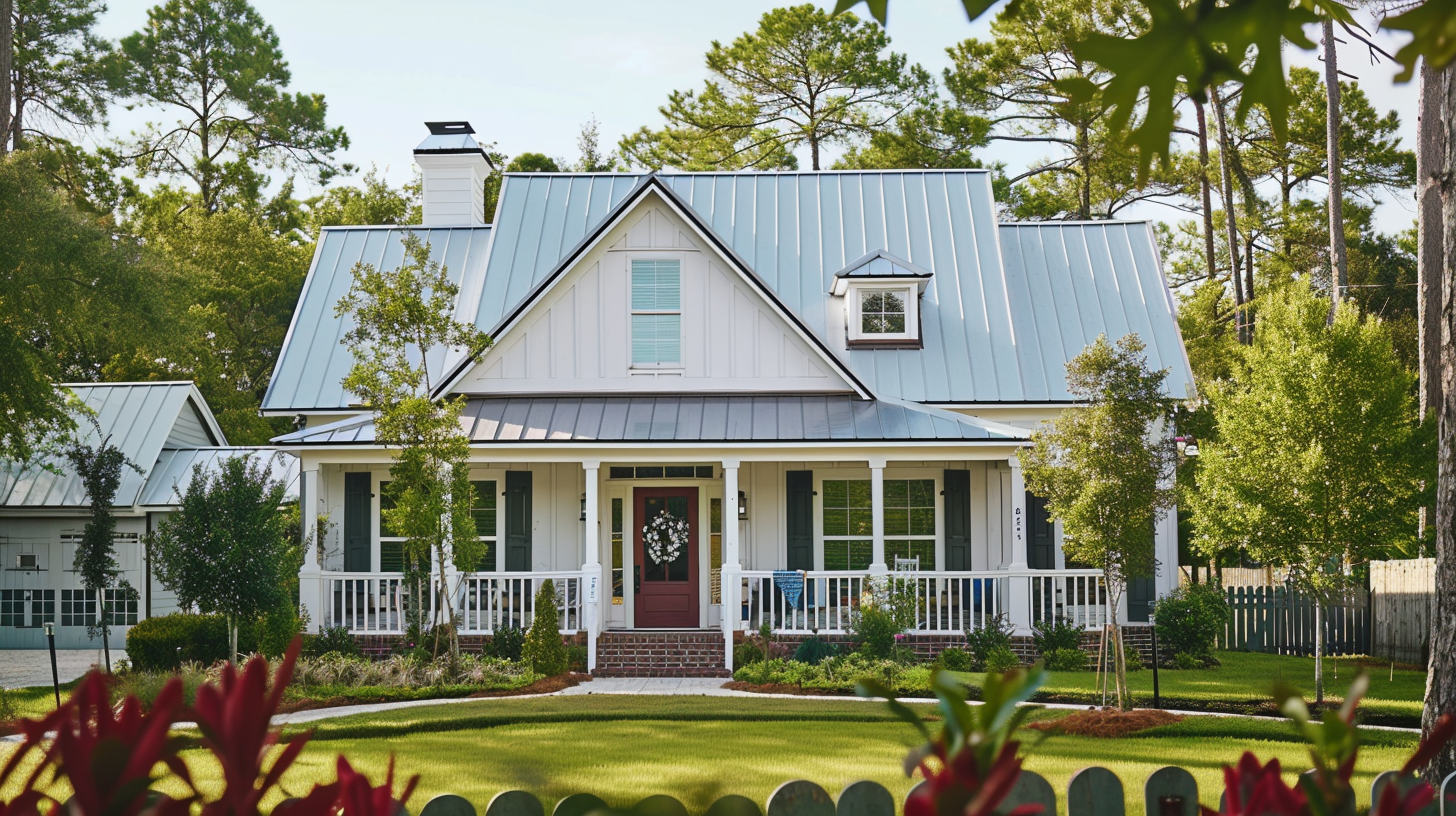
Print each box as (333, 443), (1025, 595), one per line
(267, 122), (1194, 675)
(0, 382), (297, 649)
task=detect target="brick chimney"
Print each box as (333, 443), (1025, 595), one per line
(413, 121), (491, 226)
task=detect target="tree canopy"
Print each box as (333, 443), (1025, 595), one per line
(621, 4), (930, 170)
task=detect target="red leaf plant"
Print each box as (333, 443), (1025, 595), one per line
(861, 668), (1048, 816)
(0, 637), (416, 816)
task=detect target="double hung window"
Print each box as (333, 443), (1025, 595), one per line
(380, 480), (497, 572)
(820, 478), (937, 570)
(630, 260), (682, 366)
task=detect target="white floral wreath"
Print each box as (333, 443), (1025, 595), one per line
(643, 511), (690, 565)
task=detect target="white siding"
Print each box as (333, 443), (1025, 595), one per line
(457, 199), (853, 396)
(163, 399), (218, 449)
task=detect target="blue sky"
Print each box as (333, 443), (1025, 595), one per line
(92, 1), (1418, 234)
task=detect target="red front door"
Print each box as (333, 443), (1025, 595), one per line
(633, 487), (698, 628)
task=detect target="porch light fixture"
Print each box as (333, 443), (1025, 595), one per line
(1175, 435), (1200, 457)
(738, 490), (749, 521)
(580, 494), (587, 521)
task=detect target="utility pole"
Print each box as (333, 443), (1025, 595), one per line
(1323, 19), (1348, 319)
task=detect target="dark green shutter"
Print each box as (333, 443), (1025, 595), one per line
(504, 471), (532, 572)
(1028, 493), (1056, 570)
(786, 470), (813, 571)
(343, 473), (371, 572)
(944, 470), (971, 570)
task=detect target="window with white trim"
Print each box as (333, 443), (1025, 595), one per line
(845, 284), (919, 345)
(630, 259), (682, 366)
(821, 478), (937, 570)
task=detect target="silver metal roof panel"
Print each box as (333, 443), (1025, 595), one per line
(272, 396), (1026, 445)
(0, 382), (224, 508)
(140, 448), (298, 506)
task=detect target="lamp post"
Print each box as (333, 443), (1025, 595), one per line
(44, 621), (60, 708)
(1149, 612), (1162, 709)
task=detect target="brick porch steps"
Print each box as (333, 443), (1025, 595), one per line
(593, 629), (730, 678)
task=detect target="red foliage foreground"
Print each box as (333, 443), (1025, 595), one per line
(0, 637), (415, 816)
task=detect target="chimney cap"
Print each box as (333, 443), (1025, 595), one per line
(425, 121), (475, 135)
(415, 120), (487, 157)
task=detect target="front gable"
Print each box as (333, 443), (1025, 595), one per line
(452, 192), (858, 396)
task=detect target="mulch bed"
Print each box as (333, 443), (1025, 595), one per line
(1027, 709), (1183, 737)
(723, 681), (842, 695)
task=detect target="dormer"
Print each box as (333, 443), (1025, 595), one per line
(829, 249), (931, 348)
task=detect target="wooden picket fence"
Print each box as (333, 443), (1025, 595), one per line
(405, 768), (1456, 816)
(1370, 558), (1436, 665)
(1217, 585), (1369, 657)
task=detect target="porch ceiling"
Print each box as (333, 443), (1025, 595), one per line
(273, 395), (1028, 446)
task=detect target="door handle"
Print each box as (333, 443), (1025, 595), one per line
(634, 565), (641, 592)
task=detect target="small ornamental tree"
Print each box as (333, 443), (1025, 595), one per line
(336, 232), (490, 659)
(522, 579), (567, 677)
(65, 428), (142, 672)
(149, 453), (292, 663)
(1019, 333), (1177, 711)
(1189, 286), (1430, 702)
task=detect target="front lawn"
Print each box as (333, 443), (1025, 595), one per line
(1, 692), (1424, 815)
(181, 697), (1427, 815)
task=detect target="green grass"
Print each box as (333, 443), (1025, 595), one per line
(1033, 651), (1426, 725)
(0, 694), (1422, 816)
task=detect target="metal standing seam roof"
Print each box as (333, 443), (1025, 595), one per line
(260, 226), (494, 413)
(0, 383), (225, 508)
(273, 395), (1029, 446)
(140, 448), (299, 506)
(834, 249), (934, 280)
(263, 169), (1194, 412)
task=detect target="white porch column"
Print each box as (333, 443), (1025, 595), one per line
(582, 461), (602, 672)
(1006, 454), (1033, 636)
(869, 458), (887, 573)
(721, 460), (741, 668)
(298, 465), (323, 634)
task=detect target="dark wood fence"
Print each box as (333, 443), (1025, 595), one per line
(410, 768), (1456, 816)
(1216, 585), (1369, 657)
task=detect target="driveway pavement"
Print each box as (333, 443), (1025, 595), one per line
(1, 649), (127, 689)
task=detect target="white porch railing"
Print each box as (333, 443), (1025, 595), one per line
(460, 571), (583, 634)
(1029, 570), (1109, 630)
(321, 571), (584, 636)
(734, 569), (1107, 635)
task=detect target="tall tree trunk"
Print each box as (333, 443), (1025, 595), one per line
(1323, 20), (1348, 316)
(809, 134), (820, 171)
(1212, 87), (1245, 343)
(1426, 56), (1456, 787)
(1078, 122), (1092, 220)
(1314, 596), (1324, 705)
(0, 0), (12, 156)
(1195, 101), (1218, 284)
(228, 615), (238, 666)
(1420, 62), (1445, 423)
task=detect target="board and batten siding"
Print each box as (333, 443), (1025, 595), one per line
(456, 198), (853, 396)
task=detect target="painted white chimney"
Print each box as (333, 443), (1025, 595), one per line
(413, 121), (492, 226)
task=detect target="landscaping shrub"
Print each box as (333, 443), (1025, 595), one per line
(964, 614), (1013, 670)
(291, 653), (532, 689)
(1173, 651), (1203, 670)
(522, 580), (568, 676)
(731, 653), (932, 696)
(302, 625), (361, 658)
(935, 646), (974, 673)
(1123, 642), (1145, 671)
(483, 626), (525, 661)
(1042, 647), (1088, 671)
(565, 644), (588, 673)
(1153, 583), (1229, 660)
(982, 644), (1021, 673)
(851, 603), (901, 659)
(125, 613), (237, 671)
(792, 636), (840, 665)
(1032, 617), (1084, 655)
(734, 640), (764, 666)
(113, 662), (214, 709)
(256, 606), (305, 659)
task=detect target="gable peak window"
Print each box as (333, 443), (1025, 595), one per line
(630, 259), (682, 366)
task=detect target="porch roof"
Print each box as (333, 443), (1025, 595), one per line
(273, 395), (1028, 446)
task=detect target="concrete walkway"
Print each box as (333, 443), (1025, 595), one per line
(1, 649), (127, 689)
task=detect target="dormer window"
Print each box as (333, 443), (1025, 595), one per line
(831, 250), (931, 348)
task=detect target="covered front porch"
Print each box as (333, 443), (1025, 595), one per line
(281, 396), (1174, 671)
